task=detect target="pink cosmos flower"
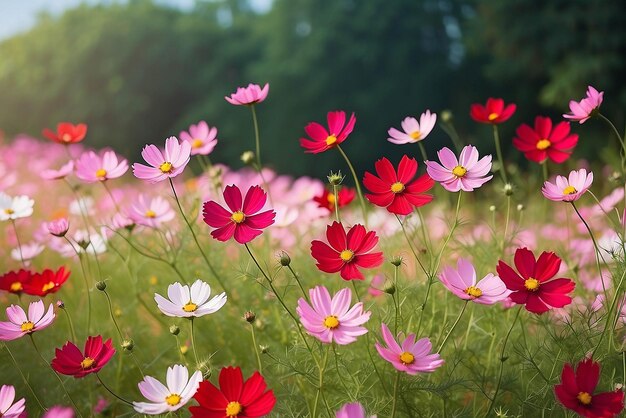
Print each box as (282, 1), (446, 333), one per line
(75, 150), (128, 182)
(296, 286), (371, 345)
(0, 385), (25, 418)
(375, 323), (444, 374)
(542, 169), (593, 202)
(179, 121), (218, 156)
(439, 258), (510, 305)
(0, 300), (55, 341)
(40, 160), (74, 180)
(425, 145), (493, 192)
(387, 110), (437, 144)
(335, 403), (375, 418)
(132, 137), (191, 183)
(42, 406), (75, 418)
(299, 111), (357, 154)
(563, 86), (604, 124)
(128, 195), (175, 228)
(47, 218), (70, 237)
(225, 83), (269, 105)
(11, 242), (44, 265)
(202, 184), (275, 244)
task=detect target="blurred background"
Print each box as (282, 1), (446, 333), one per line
(0, 0), (624, 177)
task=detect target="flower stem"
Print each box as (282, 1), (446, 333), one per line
(312, 346), (330, 418)
(492, 125), (509, 185)
(60, 306), (78, 343)
(336, 144), (368, 225)
(541, 160), (548, 182)
(418, 142), (428, 162)
(3, 342), (47, 411)
(102, 288), (124, 343)
(501, 195), (511, 255)
(394, 214), (428, 276)
(69, 240), (92, 334)
(437, 301), (468, 353)
(250, 104), (262, 168)
(598, 112), (626, 164)
(249, 321), (263, 373)
(101, 181), (121, 213)
(390, 371), (401, 418)
(95, 373), (133, 405)
(10, 219), (26, 267)
(286, 264), (308, 300)
(332, 183), (341, 223)
(190, 318), (200, 368)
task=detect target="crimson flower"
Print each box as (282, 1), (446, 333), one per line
(299, 111), (356, 154)
(363, 155), (434, 215)
(513, 116), (578, 163)
(311, 222), (384, 281)
(313, 188), (356, 212)
(42, 122), (87, 144)
(203, 185), (275, 244)
(51, 335), (115, 378)
(470, 98), (516, 124)
(23, 267), (70, 297)
(555, 357), (624, 418)
(0, 269), (32, 295)
(496, 247), (575, 314)
(190, 366), (276, 418)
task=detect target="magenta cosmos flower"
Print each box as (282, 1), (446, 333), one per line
(225, 83), (269, 105)
(75, 150), (128, 182)
(425, 145), (493, 192)
(375, 323), (444, 375)
(563, 86), (604, 124)
(297, 286), (371, 345)
(299, 111), (357, 154)
(336, 403), (374, 418)
(387, 110), (437, 144)
(132, 136), (191, 183)
(439, 258), (510, 305)
(0, 385), (25, 418)
(179, 121), (218, 156)
(542, 169), (593, 202)
(51, 335), (115, 378)
(202, 184), (276, 244)
(311, 221), (384, 281)
(0, 300), (55, 341)
(47, 218), (70, 237)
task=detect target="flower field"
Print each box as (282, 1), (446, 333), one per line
(1, 84), (626, 418)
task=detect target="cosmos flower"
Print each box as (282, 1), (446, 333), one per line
(154, 280), (227, 318)
(542, 169), (593, 202)
(47, 218), (70, 237)
(133, 365), (202, 415)
(42, 406), (75, 418)
(132, 136), (191, 183)
(0, 193), (34, 221)
(336, 403), (376, 418)
(563, 86), (604, 124)
(439, 258), (510, 305)
(128, 195), (175, 228)
(297, 286), (371, 345)
(75, 150), (128, 182)
(375, 323), (444, 374)
(42, 122), (87, 144)
(299, 111), (357, 154)
(225, 83), (269, 105)
(470, 98), (516, 124)
(0, 269), (32, 295)
(51, 335), (115, 378)
(387, 110), (437, 144)
(513, 116), (578, 163)
(425, 146), (493, 192)
(10, 242), (44, 265)
(23, 267), (70, 297)
(0, 385), (25, 418)
(312, 187), (356, 212)
(179, 121), (218, 156)
(0, 300), (55, 341)
(40, 161), (74, 180)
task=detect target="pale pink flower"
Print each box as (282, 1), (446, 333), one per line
(425, 146), (493, 192)
(296, 286), (371, 345)
(47, 218), (70, 237)
(368, 274), (385, 297)
(336, 402), (376, 418)
(439, 258), (510, 304)
(75, 150), (128, 182)
(0, 300), (55, 341)
(42, 406), (75, 418)
(132, 137), (191, 183)
(0, 385), (25, 418)
(375, 323), (444, 374)
(225, 83), (269, 105)
(11, 242), (44, 265)
(541, 169), (593, 202)
(179, 121), (218, 156)
(387, 110), (437, 144)
(110, 213), (134, 230)
(128, 195), (175, 228)
(40, 160), (74, 180)
(563, 86), (604, 124)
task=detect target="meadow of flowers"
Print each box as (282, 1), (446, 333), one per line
(1, 84), (625, 418)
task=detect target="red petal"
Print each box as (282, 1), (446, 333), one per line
(374, 158), (397, 184)
(513, 248), (536, 279)
(219, 366), (244, 401)
(534, 251), (561, 282)
(397, 155), (417, 184)
(223, 185), (243, 212)
(242, 186), (268, 215)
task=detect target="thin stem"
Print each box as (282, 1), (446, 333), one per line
(598, 112), (626, 159)
(418, 142), (428, 162)
(571, 202), (609, 291)
(103, 289), (124, 342)
(390, 371), (401, 418)
(250, 104), (262, 168)
(393, 264), (401, 334)
(541, 160), (549, 182)
(336, 145), (368, 225)
(440, 120), (463, 153)
(492, 125), (509, 185)
(286, 264), (308, 300)
(190, 318), (200, 368)
(394, 214), (428, 276)
(250, 322), (263, 373)
(68, 238), (92, 334)
(10, 219), (26, 267)
(437, 301), (468, 353)
(95, 374), (133, 405)
(312, 346), (330, 418)
(501, 196), (511, 255)
(3, 342), (47, 411)
(61, 306), (78, 343)
(102, 181), (121, 213)
(332, 184), (341, 223)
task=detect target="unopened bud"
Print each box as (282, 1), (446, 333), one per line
(244, 311), (256, 323)
(169, 325), (180, 335)
(489, 205), (496, 212)
(383, 281), (396, 295)
(56, 300), (65, 309)
(440, 110), (453, 123)
(278, 251), (291, 266)
(95, 281), (106, 291)
(260, 345), (269, 354)
(390, 256), (403, 267)
(240, 151), (255, 165)
(516, 204), (524, 211)
(327, 171), (344, 186)
(503, 183), (514, 196)
(122, 339), (134, 351)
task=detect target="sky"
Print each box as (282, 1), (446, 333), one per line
(0, 0), (272, 40)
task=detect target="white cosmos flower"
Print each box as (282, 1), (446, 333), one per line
(133, 364), (202, 414)
(0, 193), (34, 221)
(11, 242), (44, 265)
(154, 279), (227, 318)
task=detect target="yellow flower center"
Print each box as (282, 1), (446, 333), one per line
(159, 162), (173, 173)
(149, 275), (158, 285)
(577, 391), (592, 405)
(452, 165), (467, 177)
(390, 182), (405, 193)
(145, 210), (157, 218)
(95, 168), (107, 178)
(231, 211), (246, 224)
(20, 321), (34, 332)
(563, 185), (577, 195)
(488, 112), (499, 121)
(80, 357), (95, 369)
(410, 131), (421, 140)
(192, 139), (204, 148)
(464, 286), (483, 298)
(340, 250), (354, 262)
(399, 351), (415, 365)
(536, 139), (551, 150)
(10, 282), (22, 292)
(180, 345), (188, 355)
(327, 193), (336, 205)
(325, 135), (338, 146)
(183, 302), (198, 312)
(524, 278), (540, 291)
(226, 401), (242, 416)
(165, 393), (182, 406)
(62, 133), (72, 142)
(323, 315), (340, 329)
(4, 208), (14, 215)
(42, 281), (56, 293)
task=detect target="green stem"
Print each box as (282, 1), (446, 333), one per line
(390, 371), (401, 418)
(312, 346), (330, 418)
(3, 342), (47, 411)
(332, 184), (341, 223)
(492, 125), (509, 185)
(95, 373), (133, 405)
(286, 264), (309, 300)
(250, 322), (263, 373)
(10, 219), (26, 267)
(336, 144), (368, 225)
(393, 264), (401, 334)
(598, 112), (626, 164)
(394, 214), (428, 276)
(501, 196), (511, 255)
(103, 289), (124, 342)
(190, 318), (200, 368)
(102, 181), (121, 213)
(68, 239), (92, 334)
(541, 160), (549, 182)
(418, 142), (428, 162)
(440, 121), (463, 153)
(61, 306), (78, 343)
(250, 104), (262, 168)
(437, 301), (468, 353)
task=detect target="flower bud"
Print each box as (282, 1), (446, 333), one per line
(327, 171), (344, 186)
(240, 151), (255, 165)
(122, 339), (134, 351)
(489, 205), (496, 212)
(383, 281), (396, 295)
(260, 345), (269, 354)
(503, 183), (514, 196)
(440, 110), (453, 122)
(278, 251), (291, 266)
(244, 311), (256, 323)
(95, 281), (106, 291)
(47, 218), (69, 238)
(169, 325), (180, 335)
(56, 300), (65, 309)
(516, 204), (524, 211)
(390, 256), (403, 267)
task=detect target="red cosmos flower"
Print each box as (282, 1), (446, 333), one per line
(299, 111), (356, 154)
(555, 357), (624, 418)
(496, 247), (575, 314)
(23, 267), (70, 297)
(189, 366), (276, 418)
(513, 116), (579, 163)
(311, 221), (384, 281)
(313, 188), (356, 212)
(42, 123), (88, 144)
(470, 98), (516, 124)
(0, 269), (31, 295)
(51, 335), (115, 378)
(203, 185), (276, 244)
(363, 155), (434, 215)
